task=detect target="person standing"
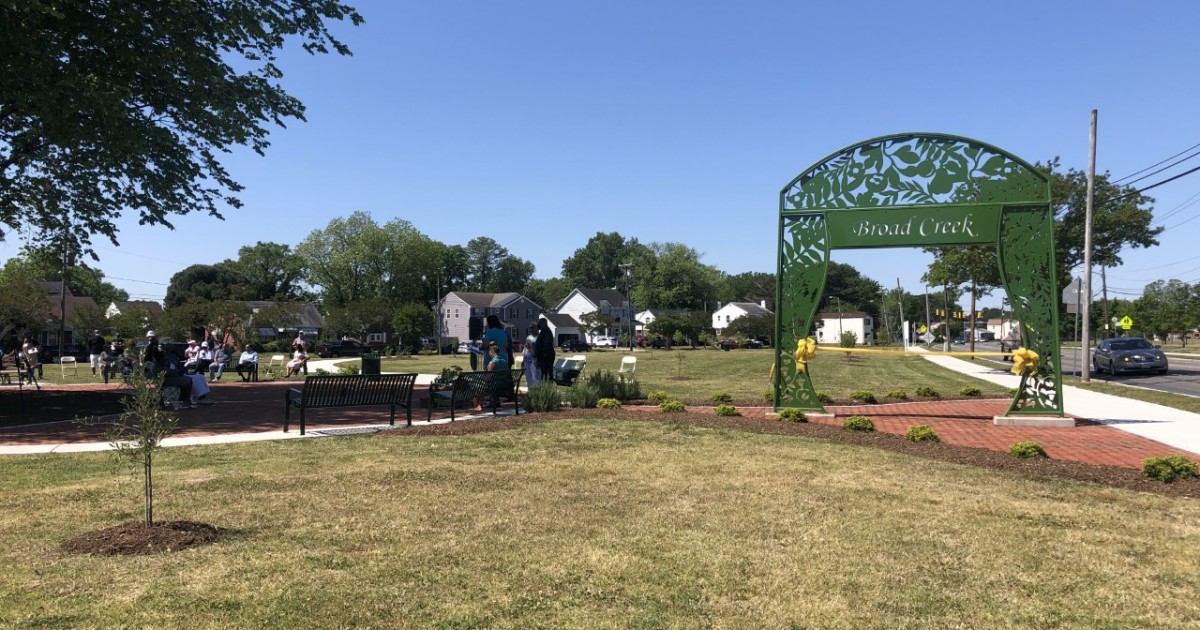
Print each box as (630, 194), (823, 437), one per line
(535, 318), (556, 383)
(87, 329), (106, 377)
(21, 337), (40, 385)
(482, 315), (511, 367)
(522, 323), (540, 385)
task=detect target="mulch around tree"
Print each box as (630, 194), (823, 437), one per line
(61, 521), (225, 556)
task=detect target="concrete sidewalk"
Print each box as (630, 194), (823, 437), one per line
(920, 352), (1200, 456)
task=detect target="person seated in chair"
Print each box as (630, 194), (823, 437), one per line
(208, 344), (232, 382)
(236, 344), (259, 382)
(285, 344), (308, 378)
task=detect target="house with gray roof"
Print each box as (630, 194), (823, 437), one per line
(436, 292), (543, 344)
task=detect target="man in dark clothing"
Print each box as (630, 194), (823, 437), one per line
(534, 318), (556, 383)
(87, 330), (106, 376)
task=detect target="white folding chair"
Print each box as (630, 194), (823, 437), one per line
(618, 355), (637, 381)
(60, 355), (78, 377)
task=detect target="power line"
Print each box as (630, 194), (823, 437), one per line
(1115, 163), (1200, 201)
(105, 275), (168, 286)
(1153, 189), (1200, 225)
(1115, 141), (1200, 183)
(1114, 143), (1200, 185)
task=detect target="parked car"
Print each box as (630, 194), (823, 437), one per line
(560, 338), (592, 352)
(718, 338), (739, 351)
(314, 339), (371, 358)
(592, 336), (618, 348)
(1092, 337), (1168, 376)
(744, 339), (764, 349)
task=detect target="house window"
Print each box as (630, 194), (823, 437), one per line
(367, 332), (385, 343)
(526, 308), (532, 318)
(455, 309), (459, 319)
(725, 315), (730, 323)
(509, 308), (516, 319)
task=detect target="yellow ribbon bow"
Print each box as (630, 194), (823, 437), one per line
(1010, 347), (1040, 377)
(793, 337), (817, 373)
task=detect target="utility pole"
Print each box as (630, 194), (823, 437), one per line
(1081, 108), (1097, 382)
(943, 285), (951, 352)
(895, 279), (906, 349)
(619, 263), (633, 351)
(924, 287), (932, 348)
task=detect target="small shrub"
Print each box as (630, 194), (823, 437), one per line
(959, 385), (982, 397)
(314, 368), (330, 376)
(1009, 441), (1047, 459)
(843, 415), (875, 432)
(648, 390), (670, 402)
(777, 408), (807, 423)
(761, 388), (774, 402)
(887, 389), (908, 400)
(337, 363), (360, 376)
(816, 391), (833, 404)
(567, 383), (601, 409)
(915, 385), (939, 398)
(708, 391), (733, 403)
(660, 400), (685, 413)
(1142, 455), (1199, 483)
(849, 390), (877, 404)
(435, 365), (463, 386)
(714, 404), (740, 417)
(584, 369), (642, 401)
(597, 398), (622, 410)
(525, 381), (561, 412)
(905, 424), (940, 443)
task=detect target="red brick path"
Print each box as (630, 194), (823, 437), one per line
(2, 384), (1195, 470)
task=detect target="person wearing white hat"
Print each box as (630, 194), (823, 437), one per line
(196, 341), (215, 374)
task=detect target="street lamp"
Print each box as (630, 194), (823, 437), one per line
(619, 263), (633, 350)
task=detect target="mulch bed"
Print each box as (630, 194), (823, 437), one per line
(381, 408), (1200, 499)
(61, 521), (225, 556)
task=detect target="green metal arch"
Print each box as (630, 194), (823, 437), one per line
(774, 132), (1062, 417)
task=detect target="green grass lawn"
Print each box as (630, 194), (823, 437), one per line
(2, 420), (1197, 628)
(376, 348), (1015, 404)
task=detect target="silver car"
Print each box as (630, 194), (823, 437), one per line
(1092, 337), (1168, 376)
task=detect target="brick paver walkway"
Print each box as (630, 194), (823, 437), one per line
(2, 384), (1195, 470)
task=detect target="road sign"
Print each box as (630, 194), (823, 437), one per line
(918, 324), (927, 333)
(1120, 315), (1133, 330)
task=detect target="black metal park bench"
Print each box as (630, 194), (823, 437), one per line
(427, 369), (523, 422)
(285, 373), (418, 435)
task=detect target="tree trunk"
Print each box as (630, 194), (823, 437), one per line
(144, 452), (153, 526)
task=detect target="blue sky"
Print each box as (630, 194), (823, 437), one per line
(7, 0), (1200, 310)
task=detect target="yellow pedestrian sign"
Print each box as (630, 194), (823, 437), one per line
(1119, 316), (1133, 330)
(918, 324), (927, 333)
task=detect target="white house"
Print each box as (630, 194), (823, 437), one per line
(987, 318), (1020, 341)
(436, 292), (542, 344)
(636, 308), (689, 335)
(815, 311), (874, 345)
(711, 301), (772, 335)
(552, 288), (634, 343)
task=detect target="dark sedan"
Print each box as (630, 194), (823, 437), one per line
(560, 339), (592, 352)
(314, 339), (372, 358)
(1092, 337), (1168, 375)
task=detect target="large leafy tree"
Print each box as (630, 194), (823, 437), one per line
(1047, 158), (1161, 275)
(1134, 279), (1195, 344)
(523, 277), (573, 311)
(822, 262), (884, 319)
(232, 242), (307, 301)
(392, 302), (434, 353)
(463, 237), (535, 293)
(719, 272), (777, 311)
(639, 242), (721, 310)
(0, 262), (50, 345)
(0, 1), (362, 256)
(297, 213), (446, 308)
(164, 263), (249, 307)
(561, 232), (643, 290)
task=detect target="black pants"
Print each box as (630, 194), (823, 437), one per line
(237, 362), (258, 381)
